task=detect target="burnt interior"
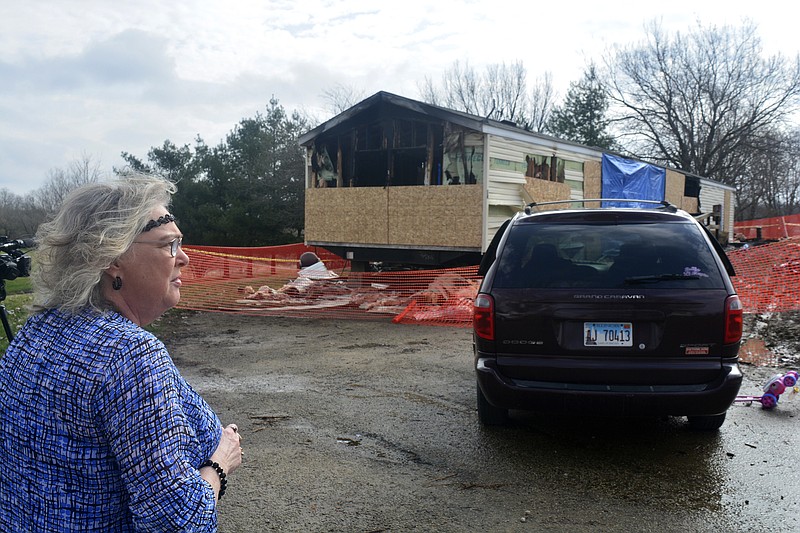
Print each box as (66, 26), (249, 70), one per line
(310, 103), (447, 188)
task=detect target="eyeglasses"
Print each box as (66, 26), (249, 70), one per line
(133, 237), (183, 257)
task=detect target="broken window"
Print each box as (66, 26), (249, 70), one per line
(525, 154), (565, 183)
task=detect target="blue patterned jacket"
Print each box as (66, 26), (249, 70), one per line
(0, 308), (222, 532)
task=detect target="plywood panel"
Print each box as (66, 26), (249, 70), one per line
(387, 185), (482, 247)
(305, 188), (388, 244)
(583, 160), (602, 207)
(681, 196), (698, 213)
(724, 189), (735, 234)
(522, 177), (571, 205)
(665, 170), (685, 206)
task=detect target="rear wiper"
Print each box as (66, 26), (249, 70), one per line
(624, 274), (701, 284)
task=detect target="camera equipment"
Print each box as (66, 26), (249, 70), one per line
(1, 236), (35, 343)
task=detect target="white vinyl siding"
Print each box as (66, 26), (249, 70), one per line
(699, 179), (736, 233)
(565, 166), (584, 201)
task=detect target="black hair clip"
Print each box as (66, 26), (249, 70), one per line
(143, 213), (176, 232)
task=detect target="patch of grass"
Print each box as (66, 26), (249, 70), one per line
(2, 274), (34, 299)
(4, 275), (32, 294)
(1, 274), (35, 352)
(1, 291), (33, 353)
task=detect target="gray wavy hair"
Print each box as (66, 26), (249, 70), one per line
(32, 172), (177, 314)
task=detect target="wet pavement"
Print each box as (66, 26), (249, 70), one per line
(164, 312), (799, 532)
(473, 388), (799, 532)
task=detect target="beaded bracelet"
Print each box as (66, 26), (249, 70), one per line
(201, 460), (228, 500)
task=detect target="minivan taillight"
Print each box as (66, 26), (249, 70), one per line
(474, 294), (495, 340)
(724, 295), (743, 344)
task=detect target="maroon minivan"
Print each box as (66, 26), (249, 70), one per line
(474, 201), (743, 430)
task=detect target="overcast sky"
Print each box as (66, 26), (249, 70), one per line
(1, 1), (797, 195)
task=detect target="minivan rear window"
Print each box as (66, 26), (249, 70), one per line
(493, 221), (725, 289)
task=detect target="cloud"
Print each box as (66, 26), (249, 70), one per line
(0, 1), (797, 196)
(1, 29), (173, 96)
(79, 30), (177, 86)
(0, 30), (183, 193)
(0, 28), (279, 194)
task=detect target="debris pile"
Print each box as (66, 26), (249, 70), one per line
(238, 271), (480, 325)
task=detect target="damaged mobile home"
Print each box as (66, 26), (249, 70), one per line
(298, 91), (736, 269)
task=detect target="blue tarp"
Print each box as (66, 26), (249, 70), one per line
(601, 154), (666, 208)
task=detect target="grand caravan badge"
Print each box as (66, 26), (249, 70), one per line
(684, 345), (711, 355)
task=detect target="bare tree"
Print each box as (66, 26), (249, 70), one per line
(417, 76), (440, 108)
(320, 84), (366, 116)
(737, 127), (800, 219)
(527, 72), (557, 133)
(603, 19), (800, 190)
(418, 60), (556, 130)
(425, 60), (482, 115)
(0, 188), (22, 237)
(1, 155), (103, 238)
(482, 61), (527, 122)
(0, 189), (42, 239)
(783, 129), (800, 215)
(34, 154), (104, 215)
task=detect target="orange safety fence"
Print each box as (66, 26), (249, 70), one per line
(734, 214), (800, 240)
(178, 245), (480, 327)
(177, 236), (800, 327)
(727, 236), (800, 314)
(186, 243), (349, 271)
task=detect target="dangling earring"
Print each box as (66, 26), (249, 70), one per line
(112, 276), (123, 291)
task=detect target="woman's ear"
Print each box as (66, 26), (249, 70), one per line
(105, 257), (123, 279)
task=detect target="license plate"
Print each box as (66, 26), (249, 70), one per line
(584, 322), (633, 347)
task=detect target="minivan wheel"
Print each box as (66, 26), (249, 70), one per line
(477, 382), (509, 426)
(687, 413), (727, 431)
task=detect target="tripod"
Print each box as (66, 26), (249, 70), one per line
(1, 282), (14, 344)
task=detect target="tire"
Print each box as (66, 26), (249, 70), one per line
(477, 382), (509, 426)
(687, 412), (726, 431)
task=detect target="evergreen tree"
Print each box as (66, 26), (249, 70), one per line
(119, 97), (309, 246)
(547, 65), (616, 150)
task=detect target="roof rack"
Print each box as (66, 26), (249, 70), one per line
(523, 199), (678, 215)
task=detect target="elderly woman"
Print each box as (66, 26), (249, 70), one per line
(0, 174), (242, 531)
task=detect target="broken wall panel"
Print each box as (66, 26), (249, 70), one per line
(564, 163), (585, 201)
(442, 130), (484, 185)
